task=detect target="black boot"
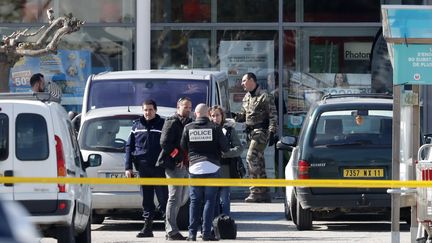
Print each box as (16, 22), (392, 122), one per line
(136, 218), (153, 238)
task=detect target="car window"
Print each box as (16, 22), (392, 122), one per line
(16, 113), (49, 160)
(67, 121), (82, 167)
(88, 79), (209, 111)
(80, 117), (137, 152)
(312, 109), (392, 146)
(0, 114), (8, 161)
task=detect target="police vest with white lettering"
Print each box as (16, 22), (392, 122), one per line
(181, 117), (230, 167)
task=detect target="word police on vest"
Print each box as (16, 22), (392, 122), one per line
(189, 129), (213, 141)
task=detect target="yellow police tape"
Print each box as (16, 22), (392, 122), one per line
(0, 177), (432, 188)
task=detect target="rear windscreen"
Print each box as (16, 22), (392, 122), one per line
(88, 79), (209, 111)
(312, 109), (392, 147)
(16, 114), (49, 160)
(0, 114), (8, 161)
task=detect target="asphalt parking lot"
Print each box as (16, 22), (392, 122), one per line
(41, 199), (411, 243)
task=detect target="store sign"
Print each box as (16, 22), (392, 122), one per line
(393, 44), (432, 85)
(344, 42), (372, 60)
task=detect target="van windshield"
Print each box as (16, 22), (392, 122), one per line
(87, 79), (209, 111)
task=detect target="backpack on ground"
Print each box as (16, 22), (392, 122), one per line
(212, 214), (237, 239)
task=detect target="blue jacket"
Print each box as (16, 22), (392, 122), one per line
(125, 114), (164, 170)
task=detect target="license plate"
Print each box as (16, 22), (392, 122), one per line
(343, 168), (384, 178)
(106, 172), (138, 178)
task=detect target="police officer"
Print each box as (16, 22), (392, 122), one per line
(125, 99), (168, 238)
(232, 72), (278, 203)
(181, 103), (229, 241)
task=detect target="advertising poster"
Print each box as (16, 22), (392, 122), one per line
(219, 40), (274, 112)
(219, 40), (276, 180)
(9, 50), (91, 112)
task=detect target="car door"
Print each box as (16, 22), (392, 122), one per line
(0, 104), (13, 200)
(67, 121), (89, 228)
(13, 104), (58, 208)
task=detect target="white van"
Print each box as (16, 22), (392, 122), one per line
(79, 69), (231, 126)
(0, 93), (101, 243)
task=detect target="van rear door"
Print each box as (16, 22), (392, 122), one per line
(12, 103), (58, 212)
(0, 103), (13, 200)
(214, 75), (231, 112)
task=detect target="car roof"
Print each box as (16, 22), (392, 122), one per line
(316, 94), (393, 106)
(318, 97), (393, 106)
(84, 106), (177, 120)
(92, 69), (227, 81)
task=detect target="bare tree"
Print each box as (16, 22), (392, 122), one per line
(0, 8), (84, 92)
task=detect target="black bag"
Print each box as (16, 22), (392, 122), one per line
(229, 157), (246, 178)
(212, 214), (237, 239)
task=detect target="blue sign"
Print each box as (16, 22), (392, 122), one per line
(393, 44), (432, 85)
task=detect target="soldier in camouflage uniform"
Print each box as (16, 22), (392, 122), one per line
(232, 72), (278, 203)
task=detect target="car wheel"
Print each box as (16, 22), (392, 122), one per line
(284, 198), (291, 220)
(76, 214), (91, 243)
(177, 200), (190, 230)
(56, 225), (74, 243)
(295, 196), (312, 231)
(92, 211), (105, 224)
(290, 191), (297, 224)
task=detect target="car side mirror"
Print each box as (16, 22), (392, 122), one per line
(83, 154), (102, 169)
(276, 136), (297, 151)
(424, 134), (432, 144)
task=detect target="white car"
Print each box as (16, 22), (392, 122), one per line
(0, 92), (101, 242)
(78, 106), (190, 229)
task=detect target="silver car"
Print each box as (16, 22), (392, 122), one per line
(78, 106), (190, 229)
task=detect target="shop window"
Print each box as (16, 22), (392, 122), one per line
(218, 0), (278, 22)
(283, 0), (296, 22)
(151, 30), (211, 69)
(59, 0), (135, 23)
(309, 36), (374, 74)
(152, 0), (211, 23)
(0, 0), (52, 23)
(303, 0), (380, 22)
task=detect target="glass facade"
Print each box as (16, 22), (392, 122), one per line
(150, 0), (393, 138)
(0, 1), (421, 130)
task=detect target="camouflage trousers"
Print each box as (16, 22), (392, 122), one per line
(246, 129), (269, 195)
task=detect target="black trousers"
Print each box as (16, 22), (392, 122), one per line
(138, 164), (168, 220)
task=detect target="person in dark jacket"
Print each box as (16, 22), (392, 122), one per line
(209, 105), (244, 216)
(181, 103), (230, 241)
(157, 97), (193, 241)
(125, 99), (167, 238)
